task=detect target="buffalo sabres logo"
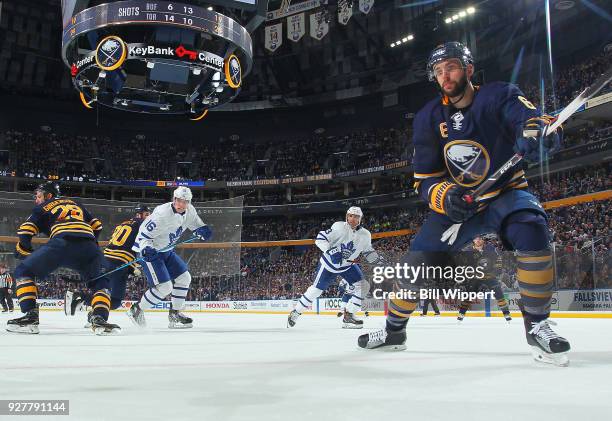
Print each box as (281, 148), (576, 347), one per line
(95, 36), (127, 71)
(225, 54), (242, 89)
(444, 140), (490, 187)
(341, 241), (356, 260)
(450, 111), (464, 130)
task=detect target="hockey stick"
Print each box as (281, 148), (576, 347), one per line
(88, 235), (200, 282)
(463, 66), (612, 204)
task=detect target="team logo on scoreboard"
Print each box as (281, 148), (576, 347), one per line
(95, 35), (128, 71)
(443, 140), (490, 187)
(225, 54), (242, 89)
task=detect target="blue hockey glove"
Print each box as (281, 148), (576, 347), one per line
(429, 181), (478, 223)
(326, 247), (343, 265)
(194, 225), (213, 241)
(515, 115), (562, 163)
(142, 246), (159, 262)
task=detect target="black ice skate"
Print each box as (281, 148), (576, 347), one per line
(84, 311), (92, 328)
(342, 310), (363, 329)
(457, 312), (465, 322)
(6, 307), (39, 334)
(358, 328), (406, 351)
(168, 309), (193, 329)
(525, 318), (570, 367)
(127, 303), (146, 328)
(287, 310), (300, 327)
(64, 290), (85, 316)
(90, 315), (121, 336)
(503, 311), (512, 322)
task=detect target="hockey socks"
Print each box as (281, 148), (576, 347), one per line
(91, 289), (111, 320)
(139, 282), (172, 310)
(171, 272), (191, 311)
(386, 298), (417, 332)
(15, 278), (37, 313)
(516, 249), (553, 320)
(294, 286), (322, 314)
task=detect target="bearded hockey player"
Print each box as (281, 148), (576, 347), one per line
(358, 41), (570, 366)
(288, 207), (383, 329)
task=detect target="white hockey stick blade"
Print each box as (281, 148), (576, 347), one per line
(544, 67), (612, 135)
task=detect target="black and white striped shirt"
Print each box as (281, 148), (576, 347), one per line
(0, 273), (12, 288)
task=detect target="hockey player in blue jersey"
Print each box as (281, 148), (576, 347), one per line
(64, 204), (152, 327)
(358, 42), (570, 366)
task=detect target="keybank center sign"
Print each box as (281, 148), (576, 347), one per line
(128, 44), (224, 71)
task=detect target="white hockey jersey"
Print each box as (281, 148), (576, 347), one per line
(132, 202), (205, 253)
(315, 221), (378, 273)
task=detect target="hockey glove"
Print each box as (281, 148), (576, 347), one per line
(429, 181), (478, 223)
(142, 246), (159, 262)
(515, 115), (562, 163)
(326, 247), (343, 266)
(194, 225), (213, 241)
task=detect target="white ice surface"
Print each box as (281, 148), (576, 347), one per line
(1, 312), (611, 421)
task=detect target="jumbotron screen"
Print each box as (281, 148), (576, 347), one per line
(62, 0), (260, 27)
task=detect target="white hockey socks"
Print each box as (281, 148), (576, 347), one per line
(171, 272), (191, 311)
(139, 282), (173, 310)
(295, 285), (323, 314)
(345, 281), (363, 314)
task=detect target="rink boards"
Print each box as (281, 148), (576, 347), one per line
(16, 288), (612, 318)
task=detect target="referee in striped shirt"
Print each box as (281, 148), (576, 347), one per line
(0, 263), (14, 312)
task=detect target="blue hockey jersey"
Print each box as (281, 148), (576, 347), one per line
(412, 82), (540, 211)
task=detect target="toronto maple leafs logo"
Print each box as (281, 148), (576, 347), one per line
(450, 111), (464, 131)
(444, 141), (490, 187)
(169, 226), (183, 244)
(341, 241), (356, 259)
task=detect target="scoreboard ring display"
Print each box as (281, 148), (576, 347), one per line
(61, 0), (254, 116)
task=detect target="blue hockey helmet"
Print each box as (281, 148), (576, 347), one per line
(427, 41), (473, 81)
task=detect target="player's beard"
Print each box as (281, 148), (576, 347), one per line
(441, 73), (469, 99)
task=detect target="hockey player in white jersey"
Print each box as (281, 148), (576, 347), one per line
(288, 206), (383, 329)
(127, 187), (212, 329)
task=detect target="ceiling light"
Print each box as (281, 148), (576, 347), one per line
(467, 7), (475, 14)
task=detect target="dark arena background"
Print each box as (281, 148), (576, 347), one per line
(0, 0), (611, 419)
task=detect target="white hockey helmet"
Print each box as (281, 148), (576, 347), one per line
(173, 186), (193, 202)
(346, 206), (363, 228)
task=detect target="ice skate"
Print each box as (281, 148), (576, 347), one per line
(127, 303), (146, 328)
(358, 328), (406, 351)
(64, 290), (85, 316)
(90, 315), (121, 336)
(525, 318), (570, 367)
(168, 309), (193, 329)
(342, 309), (363, 329)
(287, 310), (300, 327)
(6, 307), (39, 334)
